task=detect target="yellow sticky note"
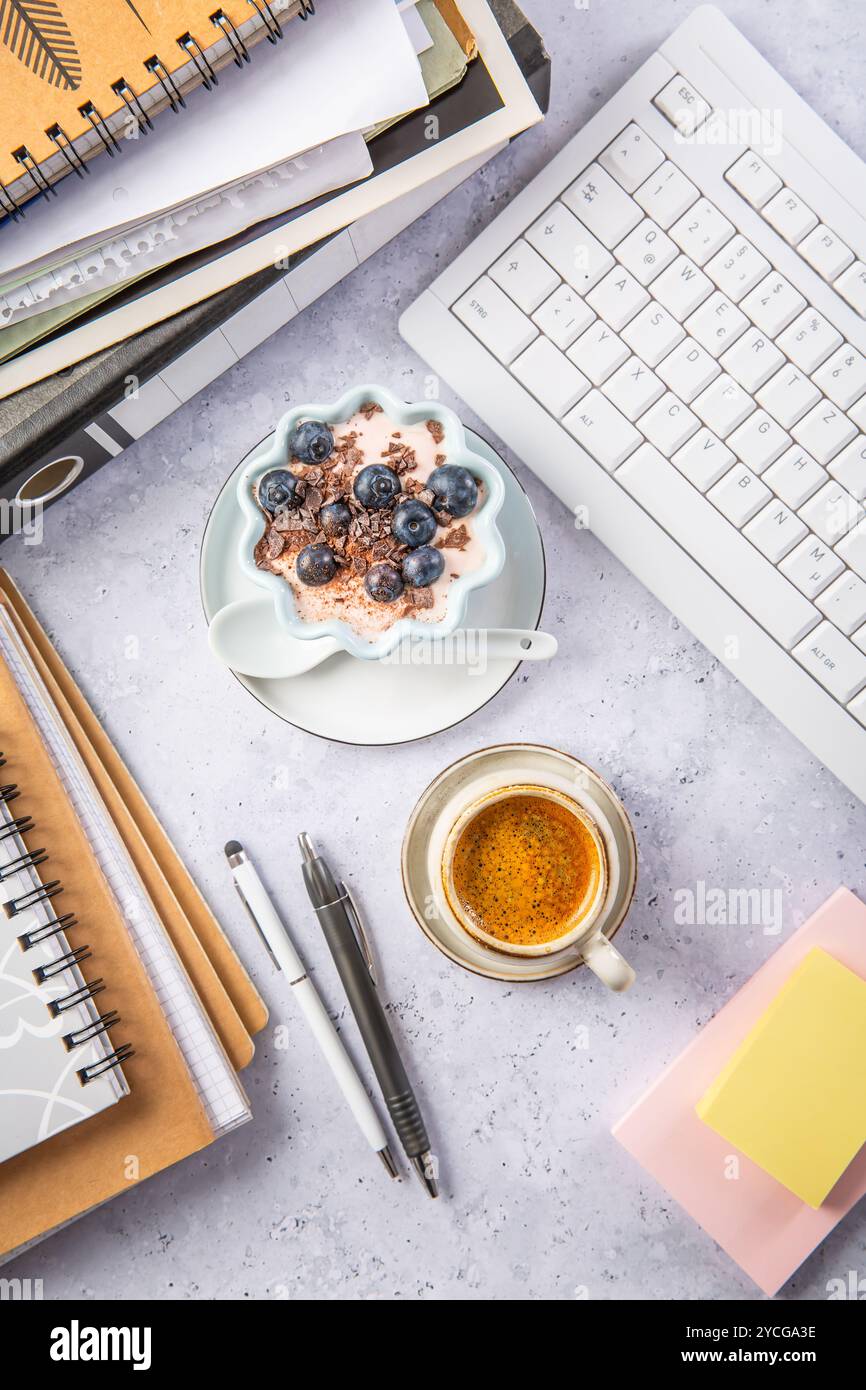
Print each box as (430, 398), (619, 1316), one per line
(697, 948), (866, 1207)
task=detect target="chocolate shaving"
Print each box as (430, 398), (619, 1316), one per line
(434, 452), (446, 465)
(410, 586), (435, 609)
(437, 524), (470, 551)
(360, 402), (382, 420)
(266, 529), (285, 560)
(426, 419), (445, 444)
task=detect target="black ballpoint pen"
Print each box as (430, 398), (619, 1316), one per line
(299, 832), (439, 1198)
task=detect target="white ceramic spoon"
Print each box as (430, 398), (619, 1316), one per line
(208, 598), (558, 679)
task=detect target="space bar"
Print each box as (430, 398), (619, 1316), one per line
(616, 444), (820, 651)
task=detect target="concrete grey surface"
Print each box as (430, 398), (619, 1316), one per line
(5, 0), (866, 1300)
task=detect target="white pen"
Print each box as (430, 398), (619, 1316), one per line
(224, 841), (398, 1180)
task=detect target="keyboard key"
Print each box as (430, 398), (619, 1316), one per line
(615, 218), (677, 286)
(780, 534), (844, 597)
(848, 688), (866, 725)
(709, 461), (771, 526)
(669, 199), (735, 265)
(685, 290), (749, 357)
(816, 573), (866, 636)
(740, 272), (806, 336)
(532, 285), (595, 349)
(791, 399), (857, 465)
(598, 123), (664, 193)
(705, 235), (770, 302)
(651, 255), (713, 321)
(835, 518), (866, 580)
(793, 621), (866, 702)
(835, 260), (866, 317)
(562, 163), (643, 249)
(567, 320), (630, 384)
(634, 161), (698, 229)
(585, 267), (649, 331)
(452, 276), (537, 364)
(756, 365), (821, 429)
(720, 327), (784, 393)
(851, 395), (866, 431)
(489, 239), (560, 313)
(654, 75), (711, 134)
(777, 309), (843, 373)
(526, 202), (614, 293)
(672, 427), (736, 491)
(602, 355), (664, 421)
(799, 479), (864, 543)
(764, 446), (827, 508)
(724, 150), (782, 209)
(853, 623), (866, 655)
(828, 436), (866, 500)
(563, 389), (642, 470)
(616, 444), (820, 648)
(812, 344), (866, 411)
(511, 337), (591, 417)
(762, 187), (819, 245)
(656, 336), (720, 401)
(691, 373), (755, 437)
(621, 302), (684, 367)
(727, 409), (790, 474)
(798, 224), (854, 281)
(743, 498), (808, 562)
(638, 391), (699, 455)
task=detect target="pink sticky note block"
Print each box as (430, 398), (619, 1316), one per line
(613, 888), (866, 1296)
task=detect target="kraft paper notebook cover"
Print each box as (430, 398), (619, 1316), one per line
(0, 566), (268, 1054)
(0, 0), (306, 204)
(0, 650), (214, 1257)
(613, 888), (866, 1296)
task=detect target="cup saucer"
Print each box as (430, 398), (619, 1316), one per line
(401, 744), (638, 983)
(200, 429), (546, 745)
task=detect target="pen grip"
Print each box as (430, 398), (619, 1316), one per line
(318, 902), (430, 1159)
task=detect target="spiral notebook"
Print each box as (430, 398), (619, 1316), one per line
(0, 0), (308, 213)
(0, 773), (131, 1165)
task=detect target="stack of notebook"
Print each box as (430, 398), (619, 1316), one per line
(0, 0), (549, 520)
(0, 567), (267, 1263)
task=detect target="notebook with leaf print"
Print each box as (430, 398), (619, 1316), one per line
(0, 0), (309, 210)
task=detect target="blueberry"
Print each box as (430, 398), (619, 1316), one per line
(402, 545), (444, 588)
(364, 562), (404, 604)
(319, 500), (352, 536)
(259, 469), (300, 514)
(392, 498), (437, 548)
(296, 543), (337, 586)
(427, 464), (478, 518)
(353, 464), (401, 510)
(288, 419), (333, 464)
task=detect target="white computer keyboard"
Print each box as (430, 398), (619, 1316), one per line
(400, 3), (866, 803)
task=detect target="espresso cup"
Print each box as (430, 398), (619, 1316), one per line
(438, 784), (635, 992)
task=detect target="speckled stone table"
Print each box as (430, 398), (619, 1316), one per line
(5, 0), (866, 1301)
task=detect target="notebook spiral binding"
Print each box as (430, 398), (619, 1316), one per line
(0, 764), (133, 1086)
(0, 0), (304, 220)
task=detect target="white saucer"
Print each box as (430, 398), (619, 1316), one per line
(401, 744), (638, 983)
(199, 429), (546, 745)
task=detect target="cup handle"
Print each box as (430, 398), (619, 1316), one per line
(580, 933), (636, 992)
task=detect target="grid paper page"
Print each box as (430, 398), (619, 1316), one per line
(0, 611), (250, 1137)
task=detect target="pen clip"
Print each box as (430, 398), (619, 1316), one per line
(233, 880), (281, 972)
(340, 880), (376, 986)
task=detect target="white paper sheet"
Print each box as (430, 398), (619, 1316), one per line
(1, 134), (372, 326)
(0, 0), (426, 286)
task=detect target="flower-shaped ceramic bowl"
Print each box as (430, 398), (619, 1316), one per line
(236, 384), (507, 661)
